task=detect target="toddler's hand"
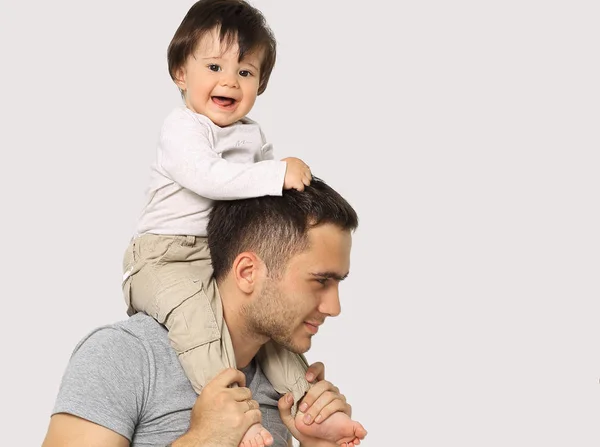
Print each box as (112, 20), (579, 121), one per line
(282, 157), (312, 191)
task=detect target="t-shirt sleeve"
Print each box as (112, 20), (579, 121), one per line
(52, 327), (149, 442)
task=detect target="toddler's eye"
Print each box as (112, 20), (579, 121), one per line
(208, 64), (221, 72)
(239, 70), (252, 77)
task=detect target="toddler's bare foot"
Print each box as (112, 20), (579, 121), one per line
(294, 410), (367, 446)
(239, 422), (273, 447)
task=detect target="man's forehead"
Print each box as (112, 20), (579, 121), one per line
(306, 223), (353, 242)
(303, 224), (352, 262)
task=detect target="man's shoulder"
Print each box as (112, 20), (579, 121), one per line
(112, 312), (169, 340)
(53, 315), (194, 444)
(73, 314), (170, 361)
(63, 314), (184, 398)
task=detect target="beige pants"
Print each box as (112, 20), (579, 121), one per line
(122, 234), (310, 412)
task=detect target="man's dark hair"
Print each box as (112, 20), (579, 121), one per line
(207, 177), (359, 282)
(168, 0), (277, 95)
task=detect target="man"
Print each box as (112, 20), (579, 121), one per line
(42, 178), (361, 447)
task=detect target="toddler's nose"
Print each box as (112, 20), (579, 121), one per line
(219, 71), (239, 88)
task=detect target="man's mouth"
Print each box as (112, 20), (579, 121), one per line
(212, 96), (236, 108)
(304, 321), (322, 335)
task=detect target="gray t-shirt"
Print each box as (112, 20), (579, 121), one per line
(52, 314), (290, 446)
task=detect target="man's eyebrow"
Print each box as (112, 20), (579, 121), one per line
(310, 272), (349, 281)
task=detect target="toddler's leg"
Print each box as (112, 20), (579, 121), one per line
(166, 285), (228, 392)
(124, 235), (228, 390)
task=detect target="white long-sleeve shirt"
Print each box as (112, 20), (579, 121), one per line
(135, 106), (287, 236)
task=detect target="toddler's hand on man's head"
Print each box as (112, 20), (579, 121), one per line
(282, 157), (312, 191)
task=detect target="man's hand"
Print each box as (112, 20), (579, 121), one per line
(298, 362), (351, 426)
(279, 393), (343, 447)
(304, 361), (325, 384)
(174, 368), (262, 447)
(282, 157), (311, 191)
(278, 362), (359, 447)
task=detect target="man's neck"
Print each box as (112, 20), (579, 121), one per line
(219, 282), (268, 369)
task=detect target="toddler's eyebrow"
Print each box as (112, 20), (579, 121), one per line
(243, 62), (259, 71)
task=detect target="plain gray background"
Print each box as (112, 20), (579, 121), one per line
(1, 0), (599, 445)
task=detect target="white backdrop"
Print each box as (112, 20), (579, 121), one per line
(1, 0), (599, 445)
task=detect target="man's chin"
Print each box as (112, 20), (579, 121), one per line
(273, 336), (311, 354)
(290, 337), (311, 354)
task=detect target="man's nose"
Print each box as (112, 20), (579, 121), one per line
(319, 287), (341, 317)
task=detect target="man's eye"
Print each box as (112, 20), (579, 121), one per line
(239, 70), (252, 77)
(316, 278), (329, 285)
(208, 64), (221, 72)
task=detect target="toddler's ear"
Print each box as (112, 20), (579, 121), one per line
(174, 67), (187, 90)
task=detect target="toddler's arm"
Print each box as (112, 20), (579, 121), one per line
(159, 117), (286, 200)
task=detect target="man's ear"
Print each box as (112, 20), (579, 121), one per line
(232, 251), (265, 294)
